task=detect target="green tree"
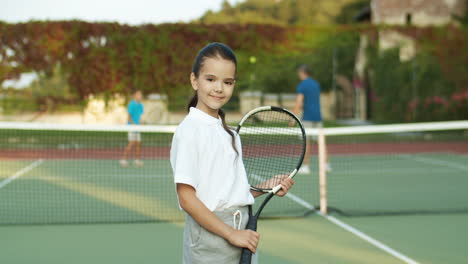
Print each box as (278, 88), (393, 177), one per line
(28, 64), (79, 111)
(251, 31), (360, 94)
(198, 0), (364, 25)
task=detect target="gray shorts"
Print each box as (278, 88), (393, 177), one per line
(127, 131), (141, 142)
(183, 206), (258, 264)
(303, 121), (323, 141)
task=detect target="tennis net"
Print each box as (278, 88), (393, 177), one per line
(308, 120), (468, 216)
(1, 120), (467, 224)
(0, 122), (315, 225)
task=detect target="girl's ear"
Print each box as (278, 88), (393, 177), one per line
(190, 72), (198, 91)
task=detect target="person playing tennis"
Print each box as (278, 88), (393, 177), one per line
(171, 42), (294, 264)
(120, 89), (144, 167)
(293, 64), (331, 174)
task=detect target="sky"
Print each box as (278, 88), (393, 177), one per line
(0, 0), (238, 25)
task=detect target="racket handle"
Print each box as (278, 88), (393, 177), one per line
(239, 247), (253, 264)
(239, 215), (258, 264)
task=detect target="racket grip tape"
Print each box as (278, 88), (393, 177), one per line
(239, 215), (258, 264)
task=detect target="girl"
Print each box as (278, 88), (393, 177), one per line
(170, 42), (294, 264)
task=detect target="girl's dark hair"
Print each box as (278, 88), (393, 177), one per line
(188, 42), (238, 155)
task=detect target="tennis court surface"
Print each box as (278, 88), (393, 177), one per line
(1, 121), (467, 263)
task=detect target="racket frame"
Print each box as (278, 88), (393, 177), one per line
(236, 105), (306, 194)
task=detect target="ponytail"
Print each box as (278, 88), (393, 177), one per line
(187, 93), (198, 112)
(219, 109), (238, 155)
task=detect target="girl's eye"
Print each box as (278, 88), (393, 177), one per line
(207, 78), (214, 82)
(225, 81), (233, 85)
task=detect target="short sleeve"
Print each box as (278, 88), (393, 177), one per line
(170, 133), (199, 189)
(297, 83), (304, 95)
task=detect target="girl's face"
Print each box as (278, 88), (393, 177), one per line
(191, 57), (236, 117)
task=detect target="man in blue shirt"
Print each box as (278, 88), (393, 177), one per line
(120, 90), (144, 167)
(293, 65), (331, 174)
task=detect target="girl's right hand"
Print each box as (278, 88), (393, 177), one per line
(227, 229), (260, 253)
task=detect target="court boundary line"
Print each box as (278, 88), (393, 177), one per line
(399, 154), (468, 172)
(283, 191), (420, 264)
(0, 159), (44, 189)
(318, 213), (419, 264)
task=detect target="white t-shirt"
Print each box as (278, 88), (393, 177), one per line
(170, 107), (254, 211)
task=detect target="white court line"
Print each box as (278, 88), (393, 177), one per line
(400, 154), (468, 172)
(284, 192), (315, 210)
(319, 213), (419, 264)
(0, 159), (44, 189)
(282, 186), (420, 264)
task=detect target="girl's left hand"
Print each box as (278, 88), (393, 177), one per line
(275, 175), (294, 197)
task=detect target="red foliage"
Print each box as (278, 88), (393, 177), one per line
(0, 21), (288, 98)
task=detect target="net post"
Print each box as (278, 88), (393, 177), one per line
(318, 128), (328, 215)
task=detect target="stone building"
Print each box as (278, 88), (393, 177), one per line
(371, 0), (466, 26)
(353, 0), (466, 120)
(371, 0), (466, 61)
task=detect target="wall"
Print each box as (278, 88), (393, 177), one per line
(1, 91), (339, 124)
(372, 0), (466, 26)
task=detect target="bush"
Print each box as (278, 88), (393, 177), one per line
(0, 21), (288, 108)
(367, 46), (468, 122)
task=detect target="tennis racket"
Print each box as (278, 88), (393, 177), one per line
(237, 106), (306, 264)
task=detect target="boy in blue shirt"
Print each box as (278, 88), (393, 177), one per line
(120, 90), (144, 167)
(293, 65), (331, 174)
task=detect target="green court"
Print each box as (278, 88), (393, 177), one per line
(1, 149), (468, 263)
(1, 210), (468, 263)
(1, 123), (467, 263)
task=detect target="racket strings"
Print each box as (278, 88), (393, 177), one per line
(239, 110), (304, 191)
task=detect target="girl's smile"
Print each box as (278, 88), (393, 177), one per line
(209, 95), (225, 100)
